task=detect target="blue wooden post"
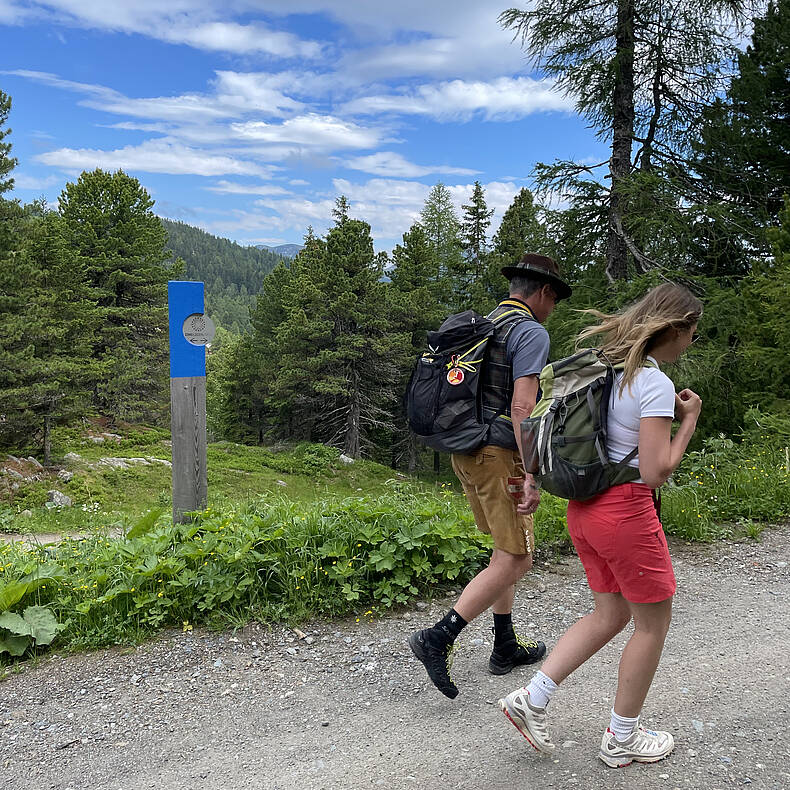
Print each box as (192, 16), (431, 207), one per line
(168, 281), (212, 523)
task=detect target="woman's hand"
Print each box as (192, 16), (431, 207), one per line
(675, 389), (702, 422)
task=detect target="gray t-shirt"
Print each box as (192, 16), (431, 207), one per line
(506, 319), (550, 380)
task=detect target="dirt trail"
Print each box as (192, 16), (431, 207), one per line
(1, 527), (789, 790)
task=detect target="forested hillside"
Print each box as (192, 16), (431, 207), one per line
(162, 218), (286, 332)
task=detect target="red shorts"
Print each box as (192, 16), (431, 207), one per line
(566, 483), (676, 604)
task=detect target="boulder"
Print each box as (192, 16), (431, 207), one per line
(46, 490), (72, 507)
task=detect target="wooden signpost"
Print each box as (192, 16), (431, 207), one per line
(168, 281), (215, 524)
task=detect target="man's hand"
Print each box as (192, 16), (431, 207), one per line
(518, 476), (541, 515)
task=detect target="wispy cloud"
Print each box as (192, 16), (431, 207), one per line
(343, 78), (571, 121)
(35, 139), (272, 177)
(231, 114), (389, 150)
(343, 152), (479, 178)
(204, 180), (291, 196)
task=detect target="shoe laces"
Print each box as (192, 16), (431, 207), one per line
(445, 643), (456, 682)
(515, 633), (540, 651)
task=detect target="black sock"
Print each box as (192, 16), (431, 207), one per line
(432, 608), (468, 643)
(493, 612), (515, 646)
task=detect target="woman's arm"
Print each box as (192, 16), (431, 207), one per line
(638, 389), (702, 488)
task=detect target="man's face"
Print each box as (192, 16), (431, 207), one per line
(535, 285), (558, 323)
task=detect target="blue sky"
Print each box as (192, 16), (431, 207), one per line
(1, 1), (609, 250)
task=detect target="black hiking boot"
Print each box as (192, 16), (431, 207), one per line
(408, 629), (458, 699)
(488, 628), (546, 675)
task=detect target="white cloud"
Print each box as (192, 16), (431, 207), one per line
(204, 180), (290, 196)
(7, 2), (323, 58)
(34, 139), (271, 177)
(231, 114), (388, 150)
(160, 21), (322, 58)
(11, 173), (61, 190)
(343, 78), (570, 121)
(343, 152), (479, 178)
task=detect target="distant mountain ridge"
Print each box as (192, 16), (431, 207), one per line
(255, 243), (303, 258)
(161, 218), (288, 333)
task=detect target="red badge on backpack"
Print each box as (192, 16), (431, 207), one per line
(447, 368), (464, 385)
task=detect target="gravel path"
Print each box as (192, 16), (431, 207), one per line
(2, 527), (789, 790)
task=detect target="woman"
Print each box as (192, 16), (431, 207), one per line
(498, 282), (703, 768)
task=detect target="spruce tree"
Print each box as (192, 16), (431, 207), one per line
(420, 182), (465, 310)
(0, 207), (99, 458)
(274, 201), (408, 457)
(59, 169), (171, 423)
(689, 0), (790, 273)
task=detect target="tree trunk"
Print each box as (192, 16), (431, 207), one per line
(42, 412), (52, 466)
(343, 369), (361, 459)
(606, 0), (636, 282)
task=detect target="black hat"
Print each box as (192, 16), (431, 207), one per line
(501, 253), (572, 301)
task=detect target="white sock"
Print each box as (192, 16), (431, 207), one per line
(525, 670), (558, 710)
(609, 708), (639, 741)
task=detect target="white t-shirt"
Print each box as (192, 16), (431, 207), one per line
(607, 356), (676, 482)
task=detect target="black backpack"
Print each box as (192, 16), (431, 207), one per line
(405, 307), (532, 453)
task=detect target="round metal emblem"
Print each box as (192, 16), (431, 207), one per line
(182, 313), (216, 346)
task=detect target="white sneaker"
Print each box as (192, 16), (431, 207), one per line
(598, 725), (675, 768)
(498, 688), (555, 754)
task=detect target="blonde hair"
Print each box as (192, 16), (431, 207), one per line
(576, 283), (703, 393)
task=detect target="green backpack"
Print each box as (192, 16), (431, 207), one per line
(520, 349), (655, 501)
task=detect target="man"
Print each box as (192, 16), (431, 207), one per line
(409, 254), (572, 699)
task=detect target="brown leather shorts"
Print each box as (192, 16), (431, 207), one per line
(451, 445), (534, 556)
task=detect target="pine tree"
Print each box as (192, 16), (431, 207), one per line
(388, 223), (449, 469)
(59, 169), (171, 423)
(0, 89), (21, 256)
(0, 207), (100, 458)
(420, 182), (465, 309)
(273, 201), (408, 457)
(688, 0), (790, 273)
(500, 0), (747, 280)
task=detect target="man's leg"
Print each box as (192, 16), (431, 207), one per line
(455, 549), (532, 622)
(409, 448), (542, 697)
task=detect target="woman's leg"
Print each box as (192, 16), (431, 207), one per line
(540, 591), (632, 684)
(613, 597), (673, 717)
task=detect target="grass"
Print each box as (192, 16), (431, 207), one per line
(1, 428), (424, 535)
(1, 425), (788, 663)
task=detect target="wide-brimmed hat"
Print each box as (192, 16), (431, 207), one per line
(501, 253), (572, 300)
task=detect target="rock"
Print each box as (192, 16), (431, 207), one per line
(293, 628), (307, 639)
(64, 452), (82, 463)
(26, 456), (43, 469)
(5, 469), (24, 480)
(415, 601), (428, 611)
(20, 509), (33, 518)
(213, 659), (224, 668)
(470, 638), (484, 647)
(338, 454), (354, 464)
(538, 583), (547, 593)
(276, 480), (287, 486)
(57, 470), (74, 482)
(286, 647), (298, 656)
(304, 636), (315, 645)
(5, 454), (21, 464)
(90, 436), (106, 444)
(47, 490), (72, 507)
(692, 719), (704, 734)
(321, 721), (330, 727)
(102, 433), (122, 442)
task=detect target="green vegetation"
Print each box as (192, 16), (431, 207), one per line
(1, 427), (788, 660)
(162, 218), (286, 333)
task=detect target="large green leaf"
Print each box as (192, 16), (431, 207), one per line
(0, 633), (31, 656)
(0, 582), (29, 613)
(0, 611), (32, 636)
(126, 508), (164, 539)
(23, 606), (65, 646)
